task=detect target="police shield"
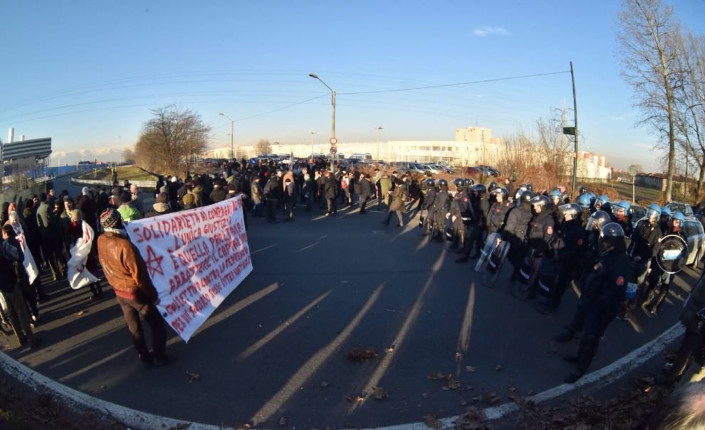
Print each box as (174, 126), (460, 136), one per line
(656, 234), (688, 274)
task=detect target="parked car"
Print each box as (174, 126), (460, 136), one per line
(665, 201), (694, 218)
(475, 165), (501, 177)
(682, 219), (705, 267)
(423, 164), (442, 174)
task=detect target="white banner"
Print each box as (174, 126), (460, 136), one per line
(125, 196), (252, 342)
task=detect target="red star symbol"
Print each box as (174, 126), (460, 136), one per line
(144, 245), (164, 278)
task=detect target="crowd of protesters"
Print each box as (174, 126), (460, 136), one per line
(2, 155), (705, 397)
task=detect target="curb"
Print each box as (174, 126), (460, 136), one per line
(0, 323), (685, 430)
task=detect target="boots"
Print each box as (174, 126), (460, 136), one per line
(89, 282), (104, 301)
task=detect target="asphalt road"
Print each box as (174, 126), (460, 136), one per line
(0, 174), (698, 429)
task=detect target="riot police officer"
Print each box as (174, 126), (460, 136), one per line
(535, 203), (584, 314)
(577, 192), (596, 228)
(554, 222), (632, 383)
(642, 211), (688, 315)
(658, 206), (672, 235)
(503, 190), (534, 280)
(449, 178), (473, 252)
(611, 200), (633, 238)
(467, 183), (489, 258)
(430, 179), (450, 242)
(630, 203), (662, 302)
(549, 188), (564, 224)
(594, 195), (610, 213)
(486, 187), (511, 236)
(514, 194), (555, 288)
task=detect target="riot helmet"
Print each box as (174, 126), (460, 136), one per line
(488, 181), (498, 193)
(472, 183), (487, 195)
(421, 178), (435, 190)
(437, 179), (448, 189)
(578, 185), (589, 195)
(672, 211), (685, 231)
(549, 188), (563, 205)
(519, 190), (534, 205)
(490, 187), (508, 202)
(452, 178), (467, 191)
(577, 193), (594, 210)
(529, 195), (550, 213)
(586, 210), (611, 232)
(594, 194), (610, 210)
(558, 203), (580, 220)
(646, 203), (661, 222)
(601, 222), (625, 239)
(612, 200), (631, 221)
(660, 206), (672, 219)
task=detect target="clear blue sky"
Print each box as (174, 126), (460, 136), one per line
(2, 0), (704, 171)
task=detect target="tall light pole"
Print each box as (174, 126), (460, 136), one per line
(376, 126), (383, 161)
(309, 73), (336, 171)
(219, 112), (234, 159)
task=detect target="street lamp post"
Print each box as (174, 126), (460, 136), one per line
(219, 112), (234, 160)
(376, 126), (383, 161)
(309, 73), (336, 171)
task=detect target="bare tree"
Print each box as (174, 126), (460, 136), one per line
(134, 106), (210, 176)
(535, 110), (572, 178)
(617, 0), (684, 202)
(255, 139), (272, 155)
(673, 31), (705, 203)
(122, 148), (135, 164)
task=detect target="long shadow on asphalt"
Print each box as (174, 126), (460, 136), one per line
(1, 205), (698, 429)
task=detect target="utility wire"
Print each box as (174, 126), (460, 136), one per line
(338, 71), (570, 96)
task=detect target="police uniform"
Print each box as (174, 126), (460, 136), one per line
(642, 226), (687, 314)
(487, 200), (510, 236)
(431, 186), (450, 241)
(630, 218), (662, 296)
(556, 240), (632, 382)
(541, 217), (584, 311)
(467, 192), (489, 258)
(450, 188), (473, 250)
(502, 202), (533, 276)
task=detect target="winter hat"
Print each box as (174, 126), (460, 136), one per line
(156, 192), (169, 204)
(100, 208), (122, 229)
(182, 193), (195, 206)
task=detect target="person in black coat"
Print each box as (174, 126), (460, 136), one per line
(430, 179), (450, 242)
(467, 183), (490, 258)
(283, 177), (295, 221)
(0, 225), (40, 348)
(502, 191), (534, 280)
(263, 174), (282, 223)
(554, 222), (632, 383)
(356, 174), (373, 214)
(535, 203), (585, 314)
(323, 171), (338, 216)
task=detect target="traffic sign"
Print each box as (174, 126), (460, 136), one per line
(329, 137), (338, 145)
(329, 146), (337, 155)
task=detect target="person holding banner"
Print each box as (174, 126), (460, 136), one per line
(0, 225), (40, 348)
(67, 209), (103, 301)
(96, 208), (169, 367)
(5, 212), (41, 324)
